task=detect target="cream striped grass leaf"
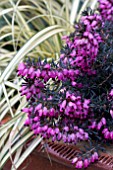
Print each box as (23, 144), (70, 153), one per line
(4, 81), (19, 90)
(0, 112), (25, 138)
(90, 0), (98, 10)
(77, 0), (90, 22)
(0, 89), (15, 107)
(9, 0), (22, 51)
(11, 145), (23, 169)
(2, 83), (14, 117)
(71, 0), (98, 23)
(0, 114), (28, 160)
(0, 94), (21, 121)
(70, 0), (80, 24)
(0, 5), (36, 16)
(11, 137), (43, 170)
(0, 25), (65, 83)
(0, 131), (34, 168)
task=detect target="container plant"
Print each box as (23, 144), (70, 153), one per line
(17, 0), (113, 169)
(1, 0), (100, 169)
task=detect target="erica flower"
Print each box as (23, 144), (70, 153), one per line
(98, 0), (113, 21)
(18, 2), (113, 169)
(76, 161), (83, 169)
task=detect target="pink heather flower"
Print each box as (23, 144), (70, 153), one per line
(102, 128), (108, 134)
(101, 117), (106, 125)
(110, 89), (113, 97)
(30, 71), (35, 79)
(52, 136), (56, 142)
(91, 154), (95, 163)
(28, 67), (34, 75)
(110, 131), (113, 140)
(47, 127), (52, 135)
(90, 121), (96, 129)
(97, 122), (103, 130)
(22, 68), (28, 76)
(18, 62), (25, 71)
(60, 100), (67, 111)
(24, 119), (30, 125)
(74, 126), (78, 130)
(57, 72), (64, 80)
(44, 64), (50, 69)
(84, 132), (89, 140)
(57, 132), (62, 140)
(72, 157), (78, 164)
(48, 70), (56, 78)
(22, 108), (29, 113)
(47, 95), (53, 100)
(104, 131), (110, 139)
(70, 95), (77, 101)
(70, 133), (76, 141)
(110, 110), (113, 118)
(84, 159), (90, 168)
(76, 161), (83, 169)
(20, 86), (26, 92)
(68, 69), (75, 76)
(35, 104), (42, 112)
(93, 152), (99, 160)
(74, 69), (80, 75)
(76, 132), (82, 139)
(18, 2), (113, 165)
(43, 107), (48, 116)
(62, 134), (67, 143)
(50, 129), (55, 135)
(55, 128), (60, 134)
(36, 127), (42, 134)
(63, 69), (68, 76)
(98, 0), (113, 21)
(33, 116), (39, 121)
(79, 128), (84, 135)
(66, 91), (71, 99)
(68, 102), (76, 108)
(63, 126), (69, 132)
(60, 53), (65, 58)
(62, 35), (68, 40)
(42, 125), (48, 131)
(49, 108), (55, 116)
(39, 109), (43, 117)
(26, 92), (32, 99)
(35, 69), (41, 77)
(41, 70), (46, 77)
(70, 50), (76, 57)
(72, 81), (77, 87)
(83, 99), (90, 109)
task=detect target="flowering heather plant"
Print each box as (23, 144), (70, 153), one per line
(18, 0), (113, 169)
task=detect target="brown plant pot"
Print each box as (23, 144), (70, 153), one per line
(3, 140), (113, 170)
(35, 140), (113, 170)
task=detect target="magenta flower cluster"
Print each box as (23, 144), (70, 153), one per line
(18, 1), (113, 169)
(18, 61), (90, 144)
(99, 0), (113, 21)
(72, 151), (98, 169)
(61, 13), (102, 75)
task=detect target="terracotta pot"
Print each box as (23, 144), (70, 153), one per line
(3, 141), (113, 170)
(35, 141), (113, 170)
